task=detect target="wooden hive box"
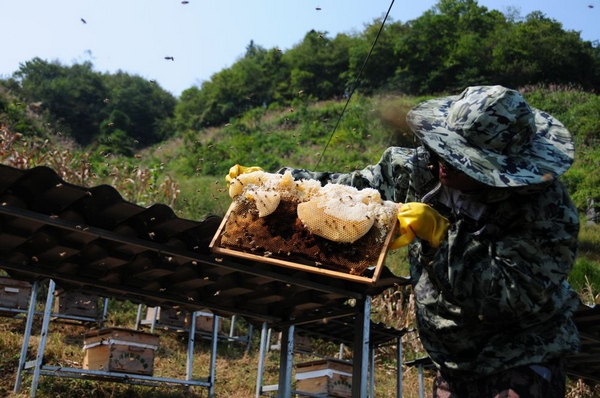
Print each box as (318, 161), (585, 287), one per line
(83, 327), (160, 376)
(145, 306), (187, 328)
(0, 277), (32, 313)
(185, 310), (222, 333)
(53, 289), (100, 319)
(272, 332), (312, 352)
(295, 359), (353, 398)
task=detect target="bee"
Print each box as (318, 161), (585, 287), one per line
(165, 56), (174, 61)
(316, 7), (321, 11)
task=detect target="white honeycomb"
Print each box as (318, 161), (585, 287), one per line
(228, 170), (397, 243)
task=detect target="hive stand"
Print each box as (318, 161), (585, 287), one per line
(13, 279), (218, 397)
(13, 278), (109, 395)
(255, 297), (408, 398)
(404, 357), (435, 398)
(0, 163), (411, 398)
(135, 303), (254, 351)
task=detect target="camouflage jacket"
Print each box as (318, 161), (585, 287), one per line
(280, 146), (580, 380)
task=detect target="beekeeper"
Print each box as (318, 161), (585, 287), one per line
(227, 85), (580, 397)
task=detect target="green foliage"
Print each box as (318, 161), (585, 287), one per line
(102, 71), (177, 146)
(9, 59), (175, 151)
(491, 12), (600, 90)
(15, 58), (109, 145)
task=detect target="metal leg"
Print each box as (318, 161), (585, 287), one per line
(14, 279), (40, 394)
(277, 324), (294, 398)
(246, 323), (254, 353)
(99, 297), (109, 328)
(229, 315), (237, 338)
(255, 322), (268, 398)
(30, 279), (56, 397)
(208, 315), (219, 398)
(352, 296), (371, 398)
(418, 363), (425, 398)
(186, 312), (196, 382)
(150, 306), (157, 333)
(369, 348), (375, 397)
(135, 303), (143, 329)
(397, 337), (403, 398)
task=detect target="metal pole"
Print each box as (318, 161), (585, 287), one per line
(418, 363), (425, 398)
(99, 297), (109, 328)
(255, 322), (268, 398)
(135, 303), (143, 329)
(14, 279), (40, 394)
(369, 348), (375, 397)
(277, 324), (294, 398)
(208, 315), (219, 397)
(397, 336), (403, 398)
(30, 279), (56, 397)
(186, 311), (196, 382)
(352, 296), (371, 398)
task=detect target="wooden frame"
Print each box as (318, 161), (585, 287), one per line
(209, 204), (398, 285)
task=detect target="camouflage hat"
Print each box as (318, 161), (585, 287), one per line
(406, 85), (575, 187)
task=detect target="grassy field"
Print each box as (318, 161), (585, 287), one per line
(0, 298), (430, 398)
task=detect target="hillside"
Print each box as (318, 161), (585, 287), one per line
(0, 86), (599, 397)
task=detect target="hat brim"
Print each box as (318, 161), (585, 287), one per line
(407, 96), (575, 187)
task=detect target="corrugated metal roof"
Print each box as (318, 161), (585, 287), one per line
(0, 164), (407, 328)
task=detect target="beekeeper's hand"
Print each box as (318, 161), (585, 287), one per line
(390, 202), (450, 250)
(226, 164), (264, 185)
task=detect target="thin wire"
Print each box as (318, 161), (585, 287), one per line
(314, 0), (396, 169)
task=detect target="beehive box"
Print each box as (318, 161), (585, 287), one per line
(0, 277), (32, 312)
(145, 306), (187, 328)
(83, 327), (160, 375)
(53, 289), (100, 319)
(295, 359), (353, 398)
(272, 332), (312, 352)
(185, 310), (222, 333)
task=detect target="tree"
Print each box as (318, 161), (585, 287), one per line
(346, 19), (407, 95)
(394, 0), (504, 94)
(15, 58), (109, 145)
(102, 71), (177, 146)
(490, 11), (600, 90)
(281, 30), (351, 100)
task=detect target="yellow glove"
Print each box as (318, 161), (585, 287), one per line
(225, 164), (264, 185)
(390, 202), (450, 250)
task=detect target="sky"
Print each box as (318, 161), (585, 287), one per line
(1, 0), (598, 98)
